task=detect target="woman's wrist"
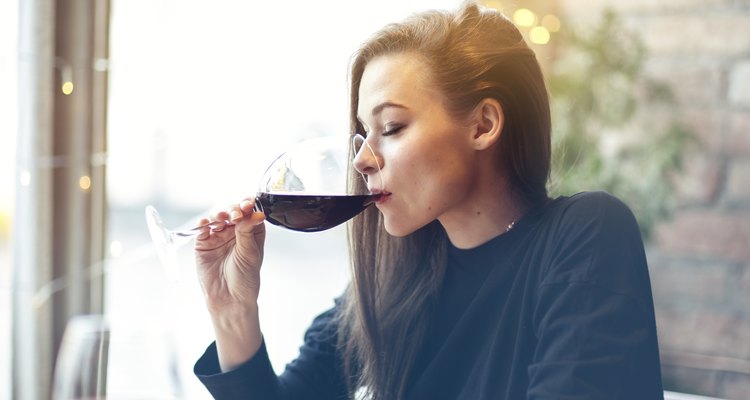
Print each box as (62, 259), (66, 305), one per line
(210, 304), (263, 372)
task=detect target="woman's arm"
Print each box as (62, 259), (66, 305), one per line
(195, 300), (349, 400)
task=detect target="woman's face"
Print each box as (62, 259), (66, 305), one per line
(355, 53), (481, 236)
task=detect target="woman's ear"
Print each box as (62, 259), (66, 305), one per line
(471, 98), (504, 150)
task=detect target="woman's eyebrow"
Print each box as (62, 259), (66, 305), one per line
(357, 101), (408, 124)
(371, 101), (407, 117)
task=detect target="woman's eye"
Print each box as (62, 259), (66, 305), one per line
(382, 124), (404, 136)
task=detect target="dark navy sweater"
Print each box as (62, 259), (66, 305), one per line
(195, 191), (664, 399)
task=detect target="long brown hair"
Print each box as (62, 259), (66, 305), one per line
(340, 2), (551, 399)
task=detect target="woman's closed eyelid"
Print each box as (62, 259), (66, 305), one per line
(358, 121), (405, 139)
(382, 123), (405, 136)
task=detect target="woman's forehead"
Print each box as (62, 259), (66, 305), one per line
(358, 54), (440, 114)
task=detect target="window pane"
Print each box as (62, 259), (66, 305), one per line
(106, 1), (459, 398)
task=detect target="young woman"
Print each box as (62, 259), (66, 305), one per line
(193, 2), (664, 399)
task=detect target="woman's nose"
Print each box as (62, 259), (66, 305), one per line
(352, 135), (383, 184)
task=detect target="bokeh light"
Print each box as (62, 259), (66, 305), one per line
(529, 26), (550, 44)
(542, 14), (561, 32)
(513, 8), (536, 27)
(61, 81), (74, 95)
(19, 170), (31, 186)
(109, 240), (123, 257)
(79, 175), (91, 190)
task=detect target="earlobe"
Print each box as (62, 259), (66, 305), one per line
(472, 98), (504, 150)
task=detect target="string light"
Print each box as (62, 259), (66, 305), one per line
(79, 175), (91, 190)
(61, 81), (74, 95)
(485, 4), (559, 45)
(513, 8), (536, 27)
(530, 26), (551, 45)
(55, 57), (74, 95)
(542, 14), (561, 33)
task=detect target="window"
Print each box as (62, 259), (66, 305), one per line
(4, 1), (458, 397)
(105, 1), (460, 398)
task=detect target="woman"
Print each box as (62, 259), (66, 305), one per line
(193, 2), (664, 399)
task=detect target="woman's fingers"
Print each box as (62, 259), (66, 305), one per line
(197, 197), (265, 242)
(212, 210), (230, 224)
(196, 217), (211, 240)
(223, 197), (256, 222)
(229, 198), (265, 228)
(240, 199), (254, 214)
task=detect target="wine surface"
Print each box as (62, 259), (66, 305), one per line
(256, 192), (380, 232)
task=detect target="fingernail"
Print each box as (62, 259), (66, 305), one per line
(241, 200), (252, 209)
(230, 210), (242, 221)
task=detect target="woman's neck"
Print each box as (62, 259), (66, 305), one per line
(438, 171), (526, 250)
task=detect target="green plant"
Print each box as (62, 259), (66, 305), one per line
(547, 9), (693, 240)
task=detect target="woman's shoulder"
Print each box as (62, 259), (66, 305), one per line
(540, 190), (639, 233)
(552, 190), (632, 215)
(520, 191), (644, 270)
(528, 191), (648, 288)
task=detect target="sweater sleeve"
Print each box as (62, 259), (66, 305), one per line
(195, 339), (281, 400)
(527, 192), (663, 400)
(194, 300), (349, 400)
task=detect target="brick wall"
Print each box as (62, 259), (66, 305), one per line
(557, 1), (750, 398)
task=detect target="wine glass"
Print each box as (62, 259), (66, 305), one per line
(52, 315), (110, 400)
(145, 134), (382, 263)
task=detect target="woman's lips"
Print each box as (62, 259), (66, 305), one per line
(369, 189), (391, 204)
(375, 192), (391, 204)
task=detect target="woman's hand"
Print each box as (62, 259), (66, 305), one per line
(194, 197), (267, 371)
(194, 197), (266, 315)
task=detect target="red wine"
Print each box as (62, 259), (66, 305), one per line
(255, 192), (381, 232)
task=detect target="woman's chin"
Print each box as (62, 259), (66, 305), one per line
(382, 218), (423, 238)
(382, 219), (404, 237)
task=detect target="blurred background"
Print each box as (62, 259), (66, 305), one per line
(1, 0), (748, 399)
